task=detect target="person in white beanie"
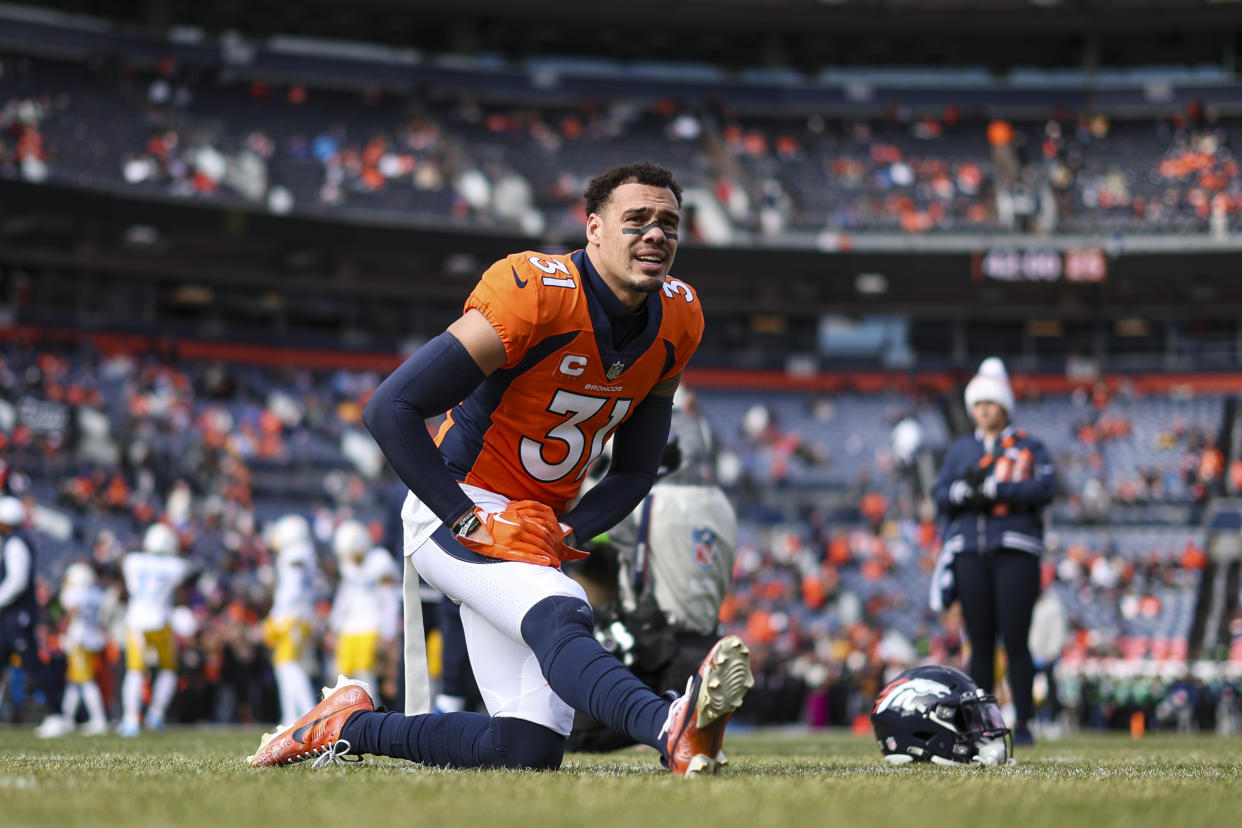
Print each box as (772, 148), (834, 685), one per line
(931, 357), (1055, 748)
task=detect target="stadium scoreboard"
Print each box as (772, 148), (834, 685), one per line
(972, 247), (1108, 284)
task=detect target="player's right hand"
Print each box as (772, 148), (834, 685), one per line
(515, 502), (589, 564)
(456, 501), (587, 567)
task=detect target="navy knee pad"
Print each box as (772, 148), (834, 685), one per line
(489, 717), (565, 770)
(520, 595), (595, 662)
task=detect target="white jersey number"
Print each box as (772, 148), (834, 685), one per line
(132, 569), (176, 605)
(528, 256), (576, 288)
(662, 278), (695, 303)
(519, 390), (632, 482)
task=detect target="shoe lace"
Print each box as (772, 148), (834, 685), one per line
(308, 739), (363, 769)
(658, 680), (693, 740)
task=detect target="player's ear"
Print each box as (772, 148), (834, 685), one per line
(585, 210), (603, 245)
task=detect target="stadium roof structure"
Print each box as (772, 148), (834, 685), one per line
(17, 0), (1242, 70)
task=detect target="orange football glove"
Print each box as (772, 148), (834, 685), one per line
(455, 500), (588, 567)
(508, 501), (589, 564)
(509, 499), (591, 563)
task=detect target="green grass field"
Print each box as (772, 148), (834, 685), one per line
(3, 727), (1241, 828)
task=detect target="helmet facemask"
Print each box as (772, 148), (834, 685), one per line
(931, 692), (1013, 766)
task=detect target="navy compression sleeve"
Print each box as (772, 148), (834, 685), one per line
(362, 332), (486, 527)
(560, 392), (673, 541)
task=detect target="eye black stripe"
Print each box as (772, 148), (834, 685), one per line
(620, 220), (678, 239)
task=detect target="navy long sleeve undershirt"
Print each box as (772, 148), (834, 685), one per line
(362, 332), (485, 527)
(560, 391), (673, 542)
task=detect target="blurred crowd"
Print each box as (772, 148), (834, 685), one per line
(2, 335), (1241, 735)
(720, 103), (1241, 235)
(3, 50), (1240, 238)
(0, 337), (405, 728)
(696, 381), (1236, 733)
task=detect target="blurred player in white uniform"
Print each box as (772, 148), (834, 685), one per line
(262, 514), (319, 725)
(329, 521), (379, 689)
(120, 523), (191, 736)
(366, 545), (401, 701)
(58, 562), (109, 734)
(329, 521), (400, 693)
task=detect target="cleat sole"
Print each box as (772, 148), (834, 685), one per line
(695, 636), (754, 728)
(684, 754), (717, 777)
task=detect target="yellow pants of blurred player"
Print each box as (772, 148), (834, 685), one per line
(336, 631), (380, 677)
(126, 626), (177, 672)
(67, 646), (103, 684)
(262, 617), (311, 667)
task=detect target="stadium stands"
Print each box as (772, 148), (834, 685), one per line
(4, 38), (1240, 238)
(2, 330), (1238, 730)
(4, 5), (1242, 733)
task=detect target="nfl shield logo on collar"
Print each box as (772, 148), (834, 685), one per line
(605, 361), (625, 381)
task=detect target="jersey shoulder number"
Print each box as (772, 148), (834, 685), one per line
(660, 276), (696, 304)
(522, 253), (579, 289)
(485, 251), (581, 295)
(659, 274), (705, 351)
(470, 252), (585, 365)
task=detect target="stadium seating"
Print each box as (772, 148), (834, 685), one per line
(4, 9), (1242, 731)
(4, 43), (1239, 237)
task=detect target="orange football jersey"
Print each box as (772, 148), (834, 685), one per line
(434, 249), (704, 513)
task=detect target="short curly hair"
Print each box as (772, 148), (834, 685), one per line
(583, 162), (683, 218)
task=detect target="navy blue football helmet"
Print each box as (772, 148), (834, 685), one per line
(871, 665), (1012, 765)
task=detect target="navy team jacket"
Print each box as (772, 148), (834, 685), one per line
(931, 424), (1055, 557)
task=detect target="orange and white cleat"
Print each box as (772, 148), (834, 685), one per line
(247, 675), (374, 768)
(661, 635), (754, 777)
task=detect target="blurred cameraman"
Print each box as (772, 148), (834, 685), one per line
(567, 388), (737, 752)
